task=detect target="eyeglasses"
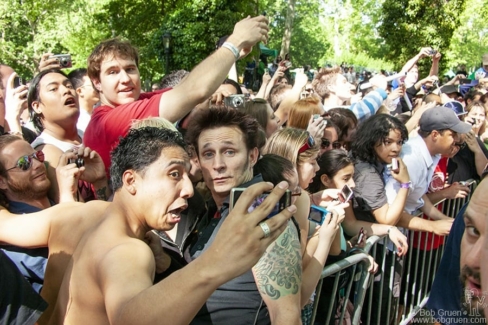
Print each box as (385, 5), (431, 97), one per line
(6, 151), (45, 172)
(298, 134), (315, 154)
(321, 138), (342, 149)
(454, 141), (466, 150)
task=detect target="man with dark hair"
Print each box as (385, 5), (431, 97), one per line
(50, 127), (294, 325)
(185, 108), (302, 325)
(0, 135), (51, 292)
(67, 68), (99, 133)
(83, 16), (269, 176)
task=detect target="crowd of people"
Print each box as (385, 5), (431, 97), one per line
(1, 14), (488, 325)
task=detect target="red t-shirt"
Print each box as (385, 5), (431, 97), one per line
(413, 157), (448, 250)
(83, 89), (172, 176)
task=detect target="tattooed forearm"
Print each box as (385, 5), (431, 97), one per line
(253, 221), (302, 300)
(95, 186), (108, 201)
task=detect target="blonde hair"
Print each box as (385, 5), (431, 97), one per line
(130, 117), (177, 131)
(287, 97), (323, 130)
(262, 127), (320, 168)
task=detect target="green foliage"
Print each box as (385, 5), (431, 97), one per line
(378, 0), (466, 74)
(265, 0), (329, 68)
(322, 51), (394, 72)
(445, 0), (488, 73)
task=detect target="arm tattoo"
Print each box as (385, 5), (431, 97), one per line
(253, 221), (302, 300)
(95, 186), (108, 201)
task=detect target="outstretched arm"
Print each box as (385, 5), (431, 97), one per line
(159, 16), (269, 122)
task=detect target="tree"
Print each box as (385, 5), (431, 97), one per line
(378, 0), (466, 74)
(279, 0), (295, 58)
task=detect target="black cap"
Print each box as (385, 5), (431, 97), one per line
(419, 106), (472, 134)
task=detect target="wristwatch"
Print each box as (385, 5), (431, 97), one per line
(400, 181), (412, 189)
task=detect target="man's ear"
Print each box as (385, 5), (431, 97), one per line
(249, 147), (259, 168)
(76, 87), (84, 98)
(92, 78), (102, 92)
(0, 176), (8, 191)
(122, 170), (137, 195)
(31, 101), (42, 114)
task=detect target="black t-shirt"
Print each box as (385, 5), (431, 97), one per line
(0, 250), (47, 325)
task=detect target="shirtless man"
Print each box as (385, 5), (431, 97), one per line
(50, 127), (295, 324)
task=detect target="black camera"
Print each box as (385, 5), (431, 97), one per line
(68, 157), (84, 168)
(50, 54), (72, 69)
(13, 77), (24, 88)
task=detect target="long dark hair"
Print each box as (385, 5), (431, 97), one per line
(309, 149), (353, 193)
(350, 114), (408, 164)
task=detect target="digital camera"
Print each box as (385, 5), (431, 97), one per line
(68, 157), (84, 168)
(50, 54), (72, 68)
(224, 95), (247, 109)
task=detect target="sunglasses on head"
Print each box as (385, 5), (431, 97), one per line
(298, 134), (315, 154)
(320, 138), (342, 149)
(6, 151), (45, 172)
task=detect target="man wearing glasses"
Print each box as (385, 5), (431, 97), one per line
(67, 68), (100, 134)
(0, 135), (50, 293)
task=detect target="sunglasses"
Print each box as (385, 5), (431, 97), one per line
(320, 138), (342, 149)
(298, 134), (315, 154)
(454, 141), (466, 150)
(6, 151), (45, 172)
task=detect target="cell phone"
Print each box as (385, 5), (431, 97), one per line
(459, 78), (471, 85)
(387, 158), (399, 172)
(338, 184), (354, 203)
(229, 188), (291, 219)
(357, 227), (365, 243)
(313, 114), (320, 121)
(13, 76), (23, 88)
(50, 54), (72, 69)
(309, 205), (329, 225)
(264, 68), (269, 74)
(284, 61), (292, 68)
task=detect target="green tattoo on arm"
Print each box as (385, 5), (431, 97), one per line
(253, 221), (302, 300)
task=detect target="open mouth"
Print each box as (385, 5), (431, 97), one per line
(64, 97), (76, 105)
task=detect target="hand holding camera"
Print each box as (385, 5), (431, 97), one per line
(227, 16), (269, 59)
(307, 114), (327, 142)
(38, 53), (72, 72)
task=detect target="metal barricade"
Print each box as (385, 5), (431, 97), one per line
(310, 180), (478, 325)
(311, 252), (373, 325)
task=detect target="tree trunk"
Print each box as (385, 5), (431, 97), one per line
(280, 0), (296, 58)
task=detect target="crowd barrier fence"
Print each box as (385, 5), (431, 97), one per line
(311, 180), (478, 325)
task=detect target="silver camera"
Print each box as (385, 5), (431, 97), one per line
(50, 54), (72, 68)
(224, 95), (247, 109)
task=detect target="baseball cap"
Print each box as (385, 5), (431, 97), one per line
(440, 85), (461, 96)
(419, 106), (472, 134)
(443, 100), (467, 116)
(483, 53), (488, 65)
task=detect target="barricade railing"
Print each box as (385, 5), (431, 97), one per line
(310, 252), (373, 325)
(310, 180), (478, 325)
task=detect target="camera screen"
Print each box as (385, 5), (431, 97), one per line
(309, 205), (328, 225)
(340, 184), (353, 202)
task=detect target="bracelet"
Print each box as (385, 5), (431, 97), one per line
(221, 42), (240, 61)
